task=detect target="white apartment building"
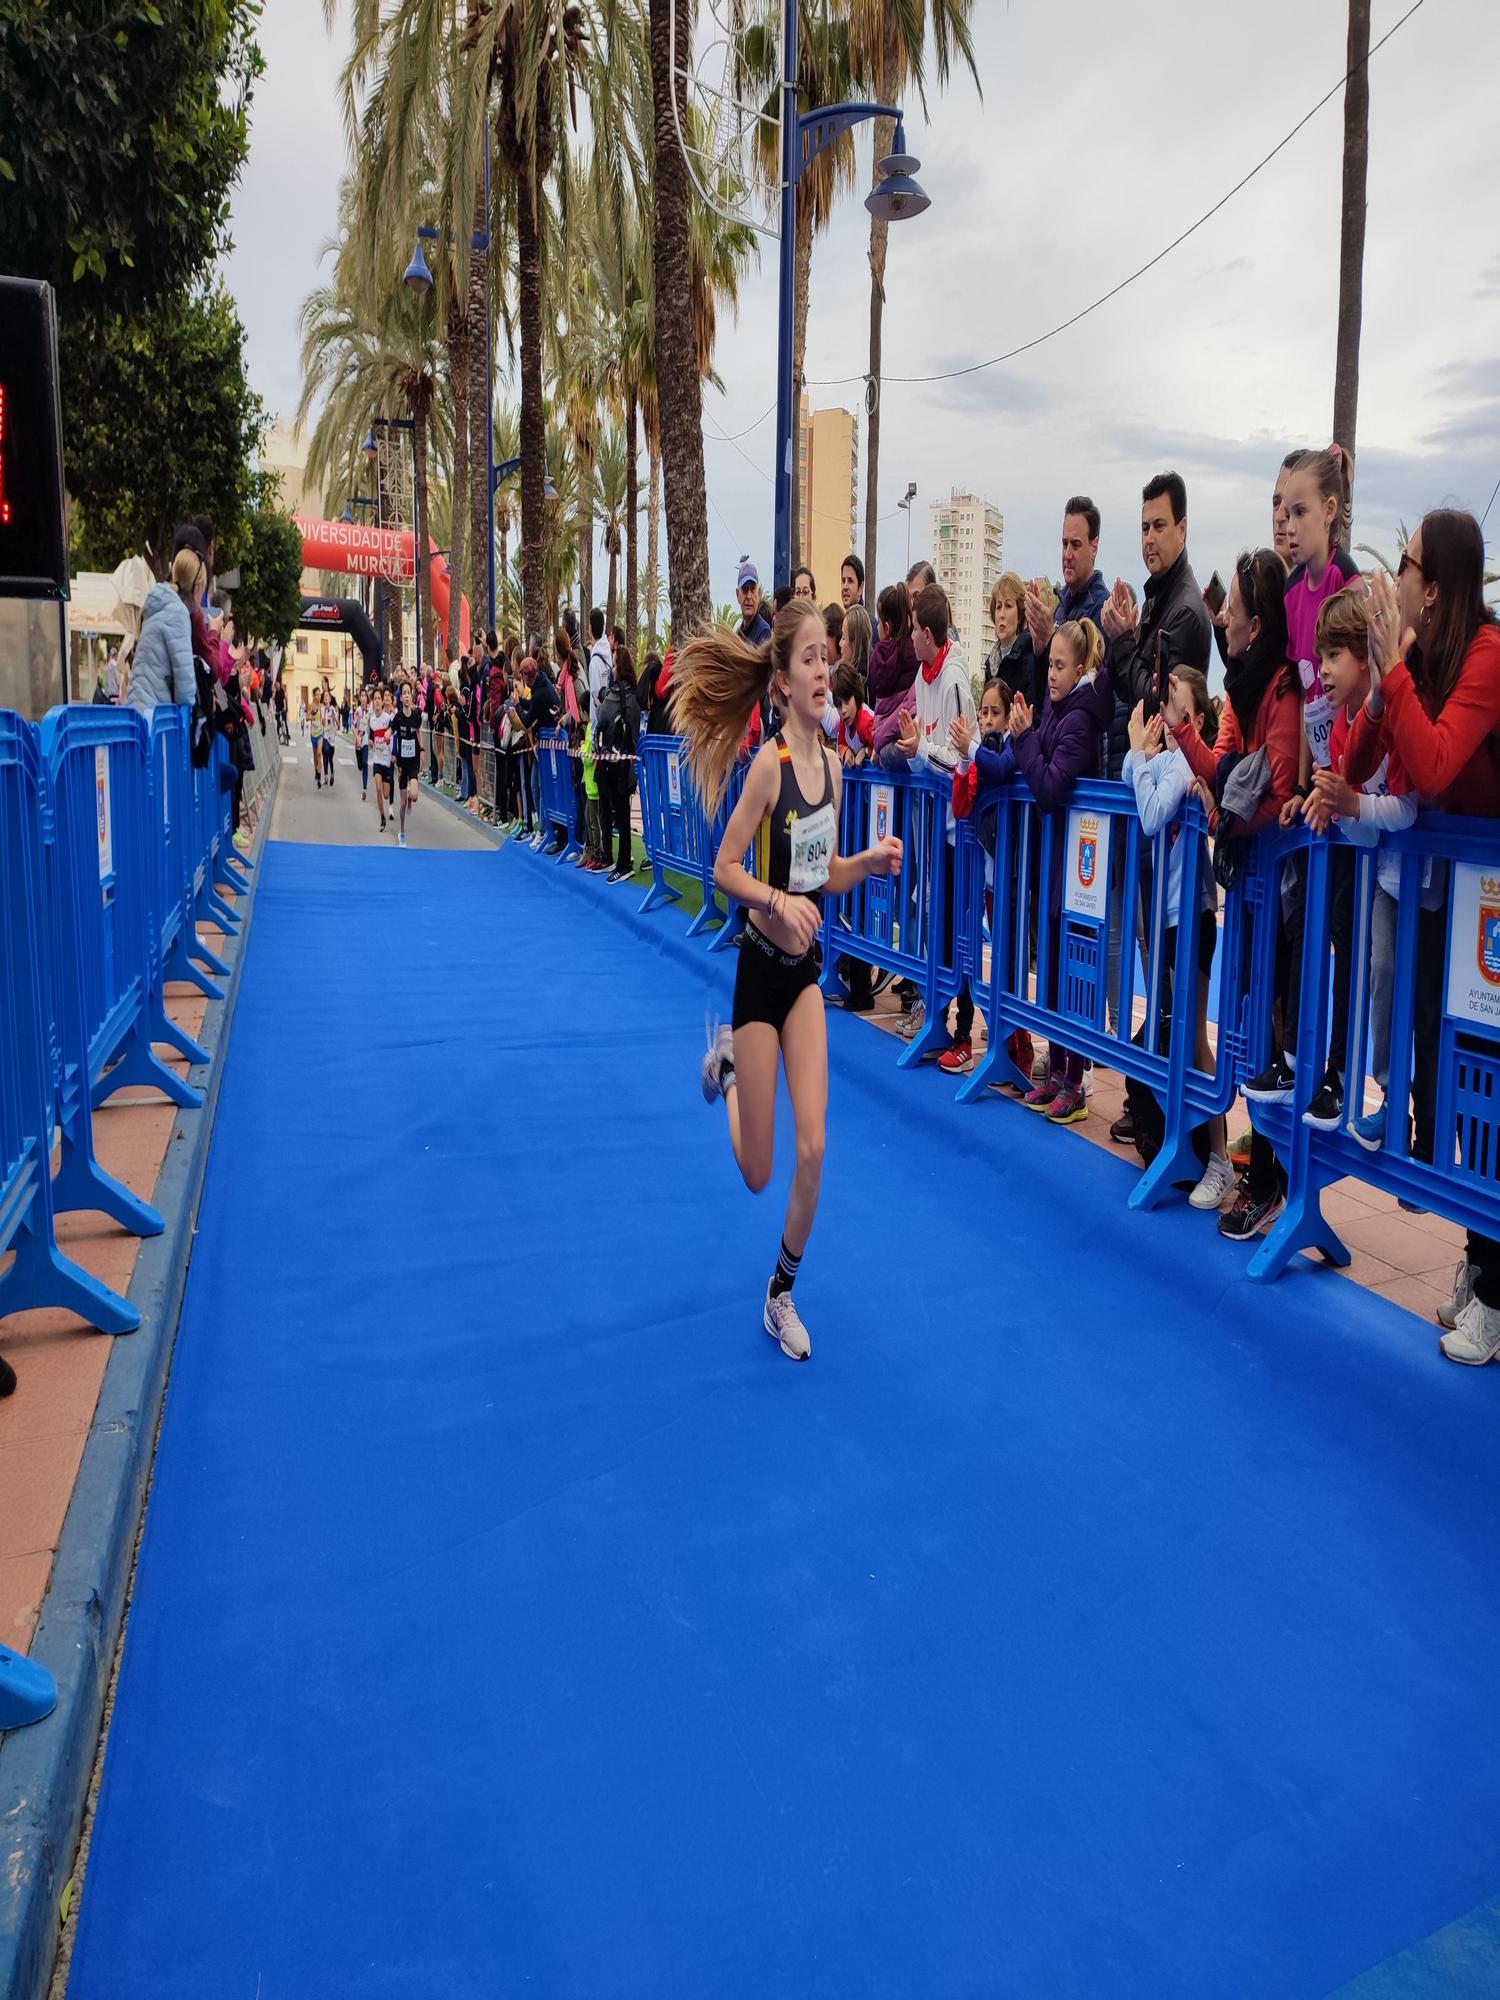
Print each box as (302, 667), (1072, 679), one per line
(929, 491), (1004, 656)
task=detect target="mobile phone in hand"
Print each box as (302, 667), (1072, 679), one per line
(1204, 570), (1227, 618)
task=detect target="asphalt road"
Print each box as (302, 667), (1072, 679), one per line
(268, 731), (496, 850)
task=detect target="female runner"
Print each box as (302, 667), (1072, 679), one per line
(393, 680), (423, 844)
(674, 600), (902, 1361)
(369, 687), (395, 830)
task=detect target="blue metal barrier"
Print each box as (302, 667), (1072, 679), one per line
(638, 733), (708, 919)
(535, 728), (583, 860)
(149, 709), (225, 1000)
(0, 712), (140, 1334)
(956, 778), (1244, 1205)
(191, 737), (240, 939)
(1242, 815), (1500, 1281)
(41, 706), (203, 1113)
(818, 762), (969, 1066)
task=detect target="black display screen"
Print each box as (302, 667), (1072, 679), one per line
(0, 278), (69, 599)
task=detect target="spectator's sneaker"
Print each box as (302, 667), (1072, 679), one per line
(1031, 1048), (1049, 1086)
(232, 827), (250, 852)
(1438, 1297), (1500, 1367)
(1243, 1056), (1296, 1103)
(1006, 1029), (1034, 1081)
(1228, 1128), (1252, 1169)
(1348, 1103), (1387, 1151)
(1082, 1061), (1094, 1098)
(897, 1001), (926, 1041)
(1218, 1180), (1285, 1239)
(763, 1286), (811, 1362)
(870, 968), (896, 999)
(937, 1040), (973, 1075)
(1189, 1152), (1236, 1211)
(1302, 1069), (1344, 1129)
(1109, 1108), (1136, 1145)
(1047, 1085), (1088, 1125)
(1024, 1077), (1061, 1113)
(1437, 1259), (1478, 1332)
(608, 863), (635, 884)
(700, 1018), (735, 1104)
(398, 830), (407, 847)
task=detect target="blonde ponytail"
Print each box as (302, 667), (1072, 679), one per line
(1057, 616), (1104, 680)
(672, 625), (775, 816)
(675, 599), (826, 815)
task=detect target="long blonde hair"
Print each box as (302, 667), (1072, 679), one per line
(674, 600), (824, 814)
(1055, 616), (1105, 679)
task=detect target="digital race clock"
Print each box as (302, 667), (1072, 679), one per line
(0, 277), (69, 600)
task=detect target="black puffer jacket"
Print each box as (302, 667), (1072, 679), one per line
(984, 629), (1043, 713)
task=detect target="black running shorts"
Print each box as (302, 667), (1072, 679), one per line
(732, 922), (822, 1035)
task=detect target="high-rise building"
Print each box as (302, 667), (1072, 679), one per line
(929, 490), (1004, 656)
(797, 394), (858, 603)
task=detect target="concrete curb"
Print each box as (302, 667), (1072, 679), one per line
(0, 763), (279, 2000)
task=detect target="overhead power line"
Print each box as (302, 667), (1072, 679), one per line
(799, 0), (1426, 392)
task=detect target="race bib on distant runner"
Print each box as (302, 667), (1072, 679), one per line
(788, 802), (836, 893)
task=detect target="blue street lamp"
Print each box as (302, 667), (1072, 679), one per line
(772, 8), (929, 587)
(405, 133), (497, 636)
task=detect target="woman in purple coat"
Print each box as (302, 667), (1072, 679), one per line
(1010, 616), (1105, 1126)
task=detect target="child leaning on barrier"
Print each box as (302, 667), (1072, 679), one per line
(1010, 617), (1105, 1124)
(1121, 667), (1231, 1209)
(940, 675), (1018, 1079)
(1299, 585), (1420, 1152)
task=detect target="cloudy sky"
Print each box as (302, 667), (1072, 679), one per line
(227, 0), (1500, 635)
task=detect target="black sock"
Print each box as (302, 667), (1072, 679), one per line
(717, 1045), (736, 1093)
(769, 1236), (801, 1300)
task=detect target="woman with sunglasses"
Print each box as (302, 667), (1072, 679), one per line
(1349, 510), (1500, 1365)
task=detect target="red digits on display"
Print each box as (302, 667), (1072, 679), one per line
(0, 382), (11, 526)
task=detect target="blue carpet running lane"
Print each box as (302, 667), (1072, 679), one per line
(68, 839), (1500, 1999)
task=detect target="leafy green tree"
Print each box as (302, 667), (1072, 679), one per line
(0, 0), (262, 309)
(232, 487), (306, 648)
(62, 283), (266, 573)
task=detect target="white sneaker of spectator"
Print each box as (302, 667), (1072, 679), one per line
(1188, 1153), (1235, 1211)
(1437, 1259), (1478, 1332)
(1438, 1296), (1500, 1367)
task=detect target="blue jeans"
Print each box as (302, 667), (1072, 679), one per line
(1370, 885), (1396, 1094)
(528, 756), (542, 831)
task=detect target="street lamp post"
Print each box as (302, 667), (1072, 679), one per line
(897, 480), (917, 570)
(772, 6), (930, 588)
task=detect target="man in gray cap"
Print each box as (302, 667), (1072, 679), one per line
(736, 559), (772, 646)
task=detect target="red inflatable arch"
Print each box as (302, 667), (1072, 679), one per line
(298, 516), (470, 658)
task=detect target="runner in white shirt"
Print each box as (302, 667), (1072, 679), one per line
(368, 688), (395, 831)
(353, 695), (371, 802)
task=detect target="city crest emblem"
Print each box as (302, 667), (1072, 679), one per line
(1479, 897), (1500, 987)
(1077, 835), (1096, 890)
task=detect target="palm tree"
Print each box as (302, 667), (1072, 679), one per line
(342, 0), (636, 651)
(845, 0), (978, 585)
(492, 402), (520, 634)
(296, 253), (448, 669)
(1333, 0), (1370, 511)
(594, 426), (628, 636)
(648, 0), (713, 637)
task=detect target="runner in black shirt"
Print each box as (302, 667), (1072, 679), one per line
(393, 682), (423, 846)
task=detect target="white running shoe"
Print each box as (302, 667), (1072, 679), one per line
(1439, 1296), (1500, 1367)
(398, 830), (407, 847)
(700, 1018), (735, 1103)
(763, 1286), (811, 1362)
(1437, 1259), (1478, 1332)
(1189, 1152), (1236, 1211)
